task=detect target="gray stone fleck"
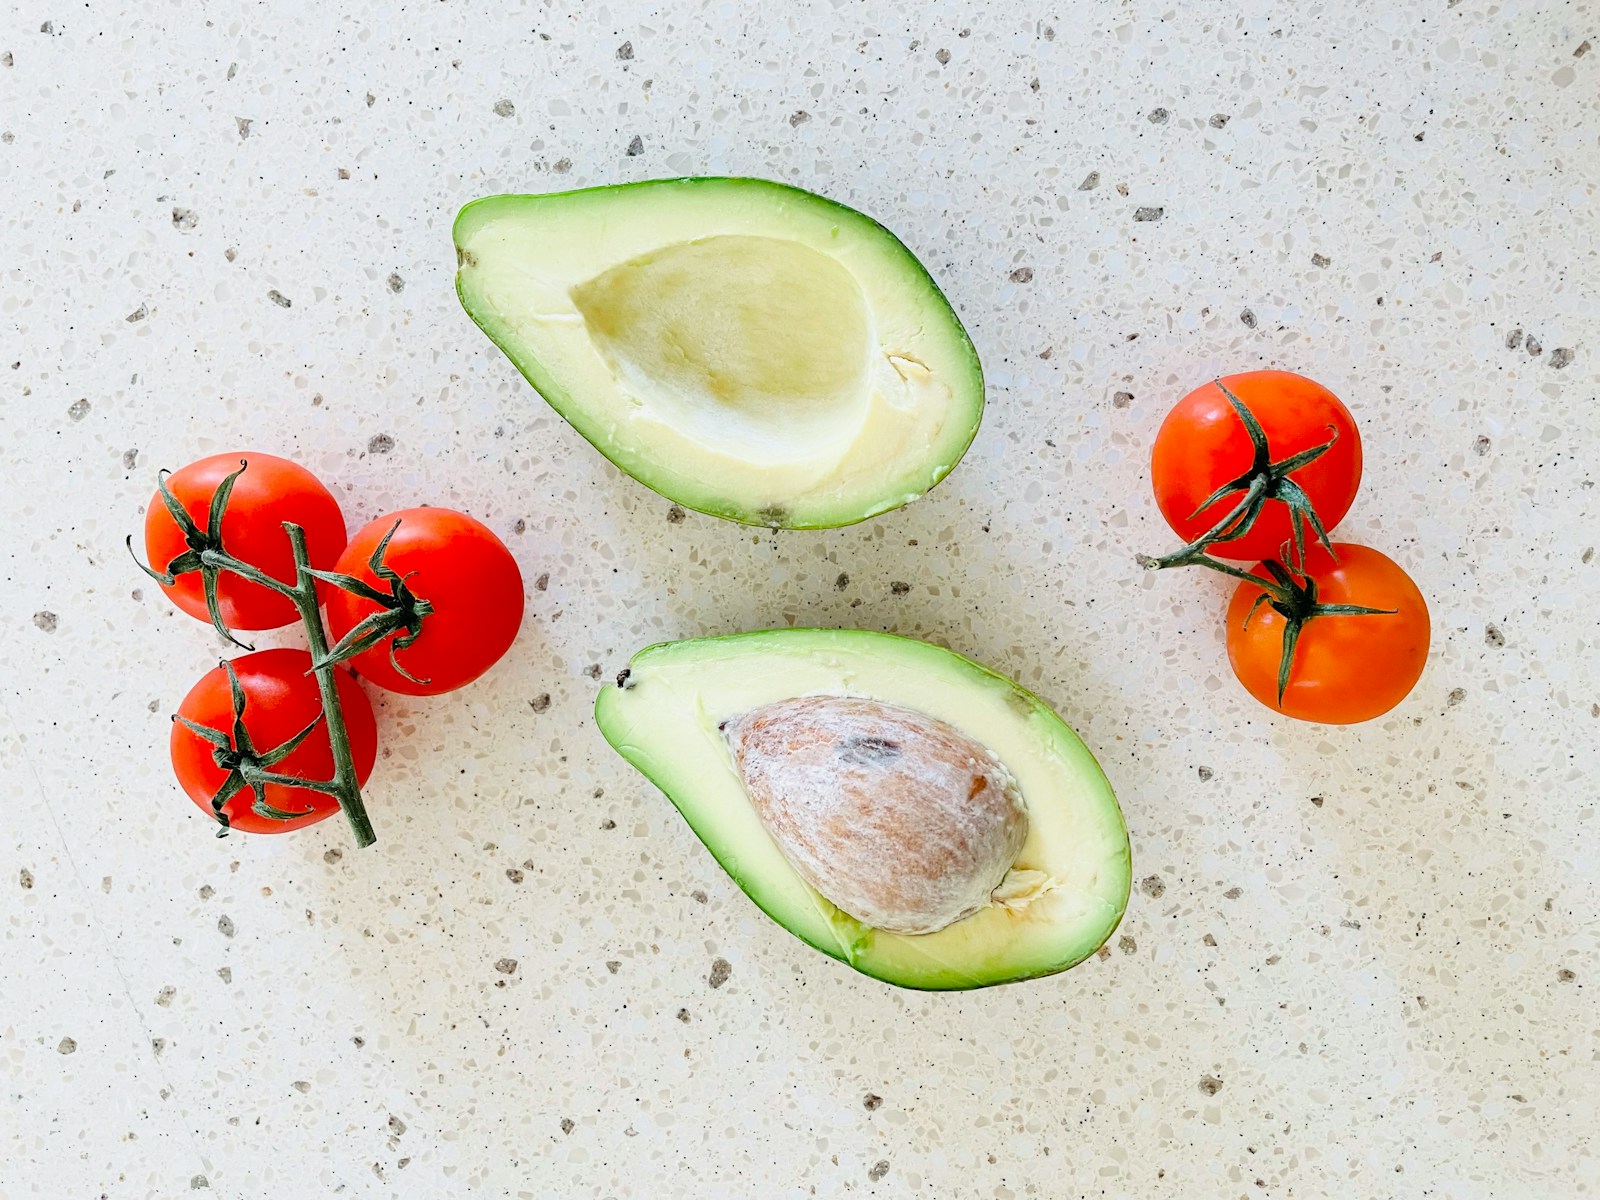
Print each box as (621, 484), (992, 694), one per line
(493, 99), (515, 117)
(235, 117), (253, 138)
(1575, 40), (1591, 57)
(126, 303), (148, 323)
(155, 985), (176, 1007)
(324, 848), (342, 864)
(616, 41), (633, 60)
(1197, 765), (1214, 781)
(530, 693), (551, 713)
(291, 1080), (311, 1093)
(33, 611), (57, 632)
(1557, 968), (1576, 982)
(605, 960), (620, 974)
(217, 966), (232, 984)
(1133, 206), (1163, 222)
(560, 1117), (576, 1133)
(58, 1036), (76, 1054)
(495, 957), (518, 975)
(1312, 252), (1331, 268)
(708, 957), (732, 988)
(863, 1093), (883, 1110)
(389, 1115), (406, 1136)
(190, 1175), (209, 1189)
(1147, 107), (1169, 124)
(1525, 336), (1543, 357)
(1240, 308), (1257, 328)
(625, 134), (644, 156)
(505, 867), (524, 883)
(266, 289), (291, 308)
(1485, 623), (1505, 647)
(666, 504), (686, 524)
(122, 449), (138, 470)
(386, 272), (404, 293)
(19, 868), (33, 889)
(367, 433), (395, 455)
(1505, 328), (1523, 349)
(868, 1161), (890, 1182)
(1447, 687), (1467, 706)
(890, 581), (911, 596)
(1223, 886), (1243, 900)
(1118, 935), (1137, 954)
(935, 48), (950, 64)
(1549, 347), (1572, 369)
(67, 397), (90, 420)
(1199, 1075), (1223, 1096)
(1209, 113), (1231, 128)
(1077, 171), (1100, 190)
(1008, 266), (1034, 283)
(1140, 874), (1165, 898)
(1113, 391), (1134, 408)
(1474, 434), (1491, 456)
(172, 207), (198, 230)
(217, 915), (234, 938)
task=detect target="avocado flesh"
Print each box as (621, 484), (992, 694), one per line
(594, 629), (1131, 990)
(454, 179), (984, 529)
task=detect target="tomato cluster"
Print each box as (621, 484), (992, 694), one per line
(1146, 371), (1430, 725)
(140, 453), (525, 842)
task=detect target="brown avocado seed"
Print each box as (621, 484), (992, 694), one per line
(721, 696), (1028, 935)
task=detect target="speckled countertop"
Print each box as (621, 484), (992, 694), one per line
(3, 2), (1597, 1197)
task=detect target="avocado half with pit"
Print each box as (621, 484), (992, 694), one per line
(454, 179), (984, 529)
(594, 629), (1131, 990)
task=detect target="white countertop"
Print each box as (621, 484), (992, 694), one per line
(3, 2), (1596, 1196)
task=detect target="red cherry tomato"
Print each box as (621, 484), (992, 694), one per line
(1226, 543), (1429, 724)
(323, 509), (525, 696)
(144, 453), (346, 631)
(170, 648), (378, 834)
(1151, 371), (1362, 562)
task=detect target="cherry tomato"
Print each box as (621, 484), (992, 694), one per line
(1226, 543), (1429, 724)
(1151, 371), (1362, 562)
(144, 453), (347, 631)
(170, 648), (378, 834)
(323, 508), (525, 696)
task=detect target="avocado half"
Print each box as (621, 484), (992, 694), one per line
(454, 179), (984, 529)
(594, 629), (1132, 990)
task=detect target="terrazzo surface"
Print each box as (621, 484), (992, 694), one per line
(3, 1), (1597, 1196)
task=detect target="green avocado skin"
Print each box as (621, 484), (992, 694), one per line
(593, 628), (1132, 991)
(453, 178), (985, 530)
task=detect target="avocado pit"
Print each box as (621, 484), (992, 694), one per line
(721, 695), (1028, 935)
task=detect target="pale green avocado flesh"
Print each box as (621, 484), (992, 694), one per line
(594, 629), (1131, 990)
(454, 178), (984, 529)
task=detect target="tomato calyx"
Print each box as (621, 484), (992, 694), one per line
(172, 658), (333, 835)
(1235, 560), (1396, 704)
(308, 519), (437, 685)
(1144, 380), (1342, 571)
(128, 459), (298, 650)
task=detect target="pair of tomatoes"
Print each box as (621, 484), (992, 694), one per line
(150, 453), (524, 832)
(1149, 371), (1430, 725)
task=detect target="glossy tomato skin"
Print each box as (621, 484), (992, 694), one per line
(323, 508), (525, 696)
(170, 648), (378, 834)
(1152, 371), (1362, 562)
(1226, 543), (1429, 724)
(144, 453), (347, 631)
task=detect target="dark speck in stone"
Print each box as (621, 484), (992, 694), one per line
(126, 304), (147, 323)
(868, 1161), (890, 1182)
(267, 289), (291, 308)
(19, 868), (33, 889)
(1199, 1075), (1223, 1095)
(1197, 765), (1213, 781)
(1240, 308), (1257, 328)
(387, 272), (404, 293)
(1140, 875), (1165, 898)
(1575, 40), (1591, 57)
(561, 1118), (576, 1133)
(172, 207), (198, 230)
(666, 504), (686, 524)
(217, 915), (234, 938)
(1311, 253), (1331, 268)
(834, 572), (850, 590)
(1505, 328), (1523, 350)
(1147, 107), (1169, 124)
(626, 135), (644, 156)
(1209, 113), (1230, 128)
(1113, 391), (1133, 408)
(1447, 687), (1467, 706)
(1549, 347), (1572, 369)
(530, 693), (552, 713)
(1224, 887), (1243, 900)
(1485, 623), (1505, 647)
(600, 819), (616, 830)
(67, 398), (90, 420)
(1310, 795), (1324, 807)
(586, 663), (603, 680)
(32, 611), (57, 633)
(890, 581), (911, 596)
(324, 848), (343, 864)
(1133, 206), (1163, 222)
(1525, 336), (1543, 357)
(365, 93), (375, 107)
(605, 961), (620, 974)
(1474, 434), (1491, 456)
(235, 117), (253, 138)
(691, 889), (708, 903)
(1009, 266), (1034, 283)
(123, 449), (139, 469)
(789, 110), (811, 127)
(708, 958), (732, 988)
(367, 433), (395, 455)
(1557, 968), (1576, 982)
(676, 1008), (691, 1023)
(1117, 935), (1137, 954)
(1078, 171), (1100, 190)
(506, 868), (524, 883)
(494, 958), (518, 975)
(935, 48), (950, 64)
(535, 572), (550, 591)
(492, 99), (515, 117)
(863, 1092), (883, 1110)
